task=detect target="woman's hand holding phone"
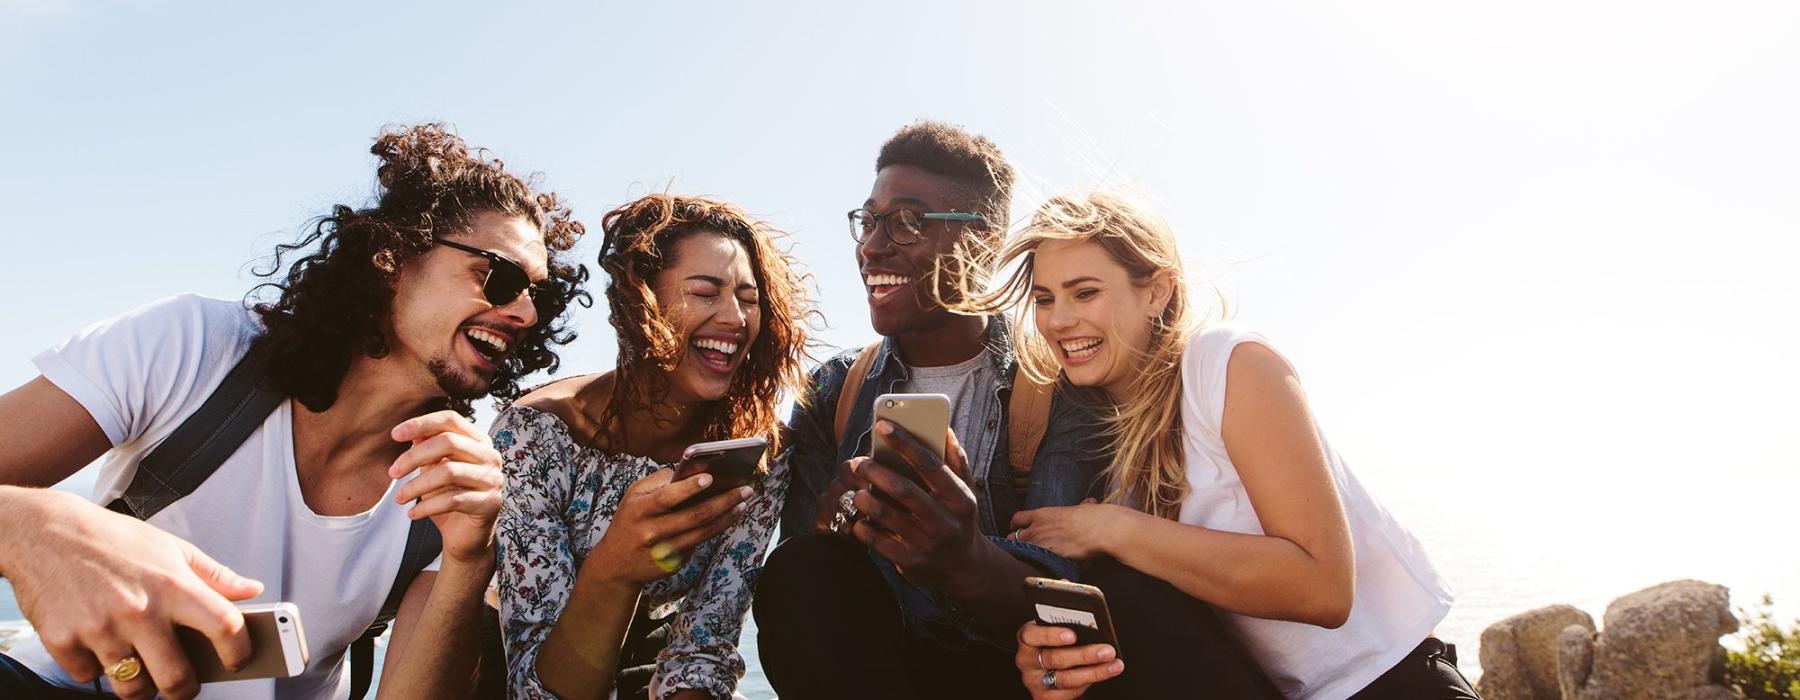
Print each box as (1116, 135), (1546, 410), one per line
(587, 468), (752, 586)
(1014, 621), (1125, 700)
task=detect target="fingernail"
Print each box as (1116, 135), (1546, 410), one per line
(1098, 646), (1115, 660)
(734, 502), (748, 514)
(698, 474), (713, 487)
(737, 486), (754, 499)
(391, 424), (409, 441)
(1061, 630), (1075, 644)
(1110, 660), (1125, 674)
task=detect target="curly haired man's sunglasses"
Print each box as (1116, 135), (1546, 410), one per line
(432, 238), (563, 322)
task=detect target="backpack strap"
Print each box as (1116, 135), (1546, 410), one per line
(349, 517), (441, 700)
(107, 348), (282, 519)
(1005, 369), (1056, 500)
(831, 343), (883, 446)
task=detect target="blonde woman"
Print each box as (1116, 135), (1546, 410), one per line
(982, 193), (1474, 699)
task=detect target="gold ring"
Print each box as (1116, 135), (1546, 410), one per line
(104, 655), (143, 683)
(650, 541), (683, 573)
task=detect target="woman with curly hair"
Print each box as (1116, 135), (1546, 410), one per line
(493, 194), (815, 700)
(980, 193), (1473, 699)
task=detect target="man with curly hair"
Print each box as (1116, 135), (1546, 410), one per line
(0, 123), (586, 700)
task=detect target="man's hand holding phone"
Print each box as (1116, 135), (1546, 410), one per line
(0, 488), (261, 700)
(842, 420), (983, 590)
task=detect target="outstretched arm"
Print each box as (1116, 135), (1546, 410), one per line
(0, 378), (260, 700)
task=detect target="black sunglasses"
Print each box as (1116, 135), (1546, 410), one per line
(432, 238), (562, 320)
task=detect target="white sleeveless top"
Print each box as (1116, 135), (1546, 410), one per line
(1176, 323), (1451, 700)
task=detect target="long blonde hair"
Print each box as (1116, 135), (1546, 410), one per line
(960, 192), (1198, 519)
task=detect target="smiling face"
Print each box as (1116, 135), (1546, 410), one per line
(654, 230), (763, 406)
(857, 164), (985, 337)
(387, 209), (550, 401)
(1030, 238), (1172, 400)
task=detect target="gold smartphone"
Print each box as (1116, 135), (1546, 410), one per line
(176, 602), (309, 683)
(870, 393), (950, 482)
(1024, 577), (1123, 657)
(672, 436), (769, 505)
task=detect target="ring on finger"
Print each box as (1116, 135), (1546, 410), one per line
(104, 655), (143, 683)
(649, 541), (683, 573)
(1043, 668), (1058, 690)
(1037, 649), (1047, 670)
(837, 490), (859, 519)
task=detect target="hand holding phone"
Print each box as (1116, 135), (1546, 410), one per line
(870, 393), (950, 483)
(1023, 577), (1122, 655)
(176, 602), (309, 683)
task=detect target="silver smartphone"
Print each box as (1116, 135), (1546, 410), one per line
(176, 602), (309, 683)
(871, 393), (951, 482)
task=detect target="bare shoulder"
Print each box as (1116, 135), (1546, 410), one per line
(1224, 341), (1299, 391)
(511, 373), (611, 438)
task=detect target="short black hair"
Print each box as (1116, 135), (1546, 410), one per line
(875, 120), (1013, 228)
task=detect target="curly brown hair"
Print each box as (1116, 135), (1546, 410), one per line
(595, 193), (814, 458)
(249, 123), (589, 416)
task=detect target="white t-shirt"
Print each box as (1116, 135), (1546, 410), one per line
(1176, 323), (1452, 700)
(11, 295), (439, 699)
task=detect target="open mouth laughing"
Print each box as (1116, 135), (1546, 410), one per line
(462, 326), (513, 369)
(690, 335), (744, 374)
(1058, 336), (1104, 364)
(863, 272), (913, 302)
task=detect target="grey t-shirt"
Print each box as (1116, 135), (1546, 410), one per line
(897, 350), (1002, 520)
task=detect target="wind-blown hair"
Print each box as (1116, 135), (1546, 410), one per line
(250, 123), (589, 416)
(595, 193), (814, 459)
(960, 192), (1198, 519)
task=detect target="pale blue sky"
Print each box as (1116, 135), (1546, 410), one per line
(3, 0), (1798, 665)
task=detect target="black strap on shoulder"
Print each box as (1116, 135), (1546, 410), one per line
(107, 348), (282, 518)
(350, 516), (441, 700)
(103, 343), (446, 699)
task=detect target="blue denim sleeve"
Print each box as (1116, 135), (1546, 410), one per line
(777, 355), (853, 541)
(1022, 386), (1111, 510)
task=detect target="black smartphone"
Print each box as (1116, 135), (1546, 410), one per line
(1023, 577), (1123, 657)
(672, 437), (768, 504)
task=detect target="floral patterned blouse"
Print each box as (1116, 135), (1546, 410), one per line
(492, 405), (787, 699)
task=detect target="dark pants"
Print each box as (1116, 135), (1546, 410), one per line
(1, 652), (112, 698)
(1350, 637), (1481, 699)
(754, 534), (1028, 700)
(1079, 557), (1282, 700)
(754, 535), (1279, 700)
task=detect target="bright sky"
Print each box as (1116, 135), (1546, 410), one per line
(3, 0), (1797, 669)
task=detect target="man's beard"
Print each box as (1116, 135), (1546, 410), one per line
(428, 356), (492, 401)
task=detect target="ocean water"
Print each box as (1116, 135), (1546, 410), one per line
(6, 488), (1795, 695)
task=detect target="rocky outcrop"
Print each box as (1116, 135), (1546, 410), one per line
(1479, 580), (1743, 700)
(1480, 604), (1596, 699)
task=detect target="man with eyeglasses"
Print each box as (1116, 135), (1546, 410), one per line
(753, 120), (1111, 698)
(0, 123), (584, 700)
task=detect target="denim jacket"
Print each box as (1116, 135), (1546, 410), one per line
(776, 317), (1109, 649)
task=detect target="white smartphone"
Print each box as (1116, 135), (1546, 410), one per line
(870, 393), (951, 482)
(176, 602), (309, 683)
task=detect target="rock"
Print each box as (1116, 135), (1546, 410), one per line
(1479, 604), (1596, 699)
(1558, 579), (1742, 700)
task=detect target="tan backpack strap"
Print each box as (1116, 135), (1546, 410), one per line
(833, 343), (884, 446)
(1006, 368), (1056, 500)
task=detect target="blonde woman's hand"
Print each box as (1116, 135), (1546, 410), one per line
(1009, 500), (1129, 562)
(1015, 621), (1124, 699)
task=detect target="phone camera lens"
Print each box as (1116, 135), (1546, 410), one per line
(884, 400), (896, 408)
(278, 616), (289, 623)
